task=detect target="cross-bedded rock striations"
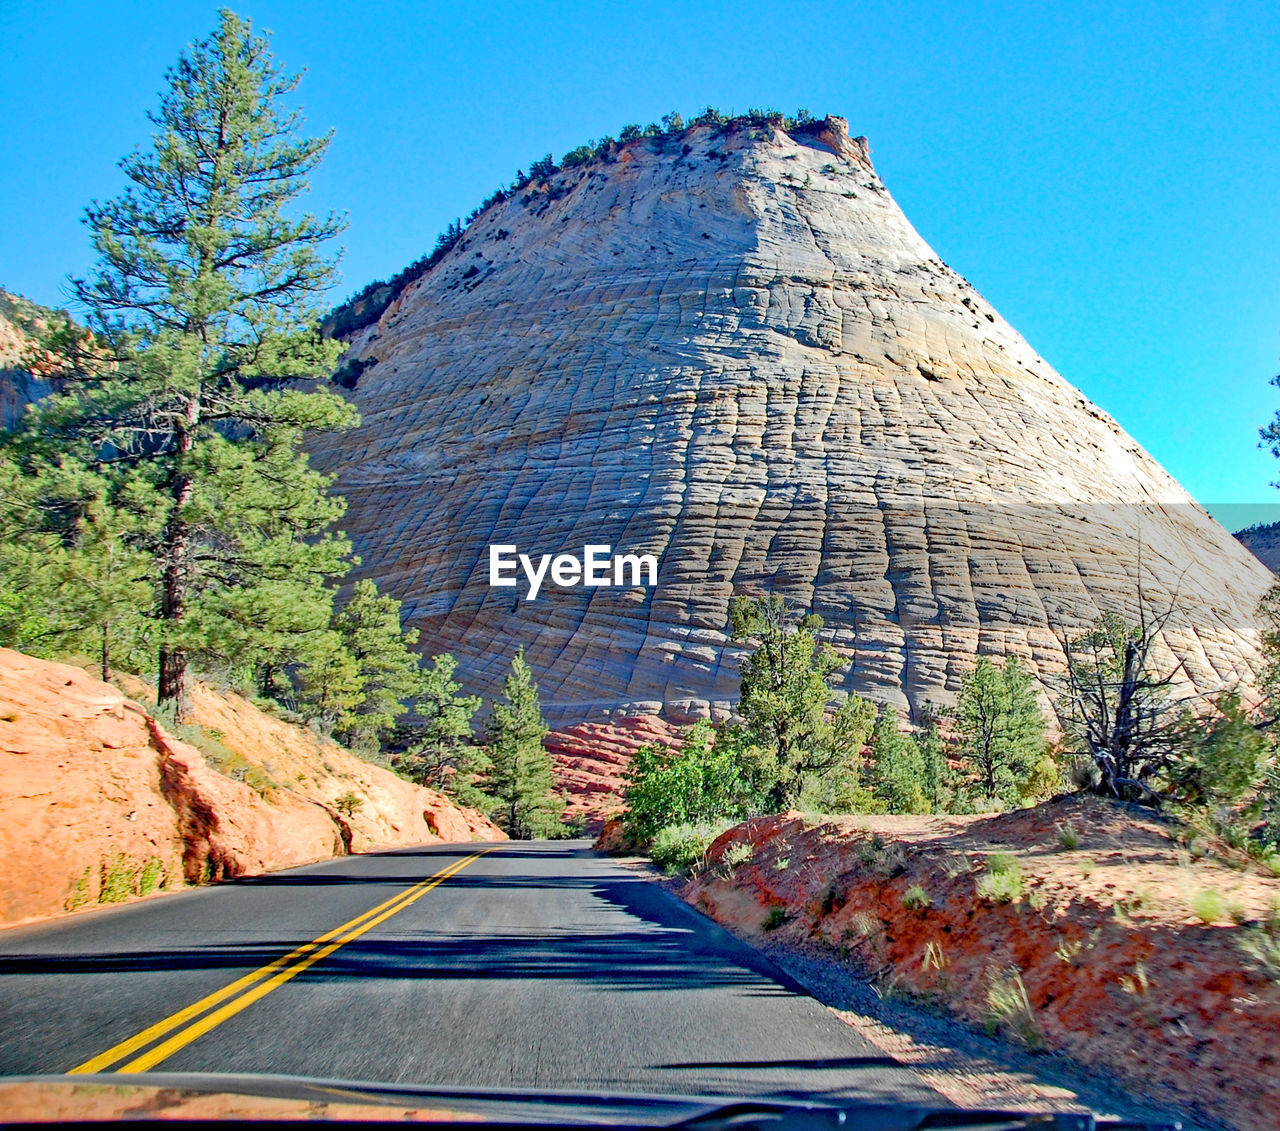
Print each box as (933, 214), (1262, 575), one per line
(312, 116), (1272, 724)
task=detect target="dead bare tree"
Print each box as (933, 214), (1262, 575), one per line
(1057, 604), (1197, 805)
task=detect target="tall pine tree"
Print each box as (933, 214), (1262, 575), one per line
(330, 580), (423, 752)
(729, 594), (874, 810)
(867, 706), (930, 814)
(485, 648), (562, 838)
(398, 653), (490, 809)
(955, 655), (1045, 807)
(915, 706), (951, 812)
(0, 452), (153, 678)
(22, 11), (353, 718)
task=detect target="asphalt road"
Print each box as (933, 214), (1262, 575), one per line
(0, 840), (943, 1105)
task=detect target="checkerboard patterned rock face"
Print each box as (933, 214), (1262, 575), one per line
(311, 117), (1272, 725)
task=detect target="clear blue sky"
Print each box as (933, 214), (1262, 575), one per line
(2, 1), (1277, 525)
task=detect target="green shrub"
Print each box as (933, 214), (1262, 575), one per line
(529, 153), (558, 180)
(335, 790), (362, 818)
(1190, 888), (1227, 924)
(162, 716), (278, 797)
(163, 715), (237, 766)
(902, 884), (931, 911)
(988, 851), (1019, 873)
(623, 720), (755, 843)
(1067, 756), (1100, 792)
(649, 823), (727, 875)
(977, 870), (1024, 903)
(1056, 936), (1084, 964)
(720, 841), (754, 874)
(976, 853), (1024, 903)
(64, 866), (92, 911)
(729, 594), (877, 813)
(954, 656), (1046, 808)
(94, 852), (168, 904)
(98, 852), (135, 904)
(856, 833), (909, 877)
(763, 905), (788, 930)
(137, 858), (164, 897)
(1166, 692), (1269, 807)
(867, 707), (929, 814)
(985, 968), (1045, 1049)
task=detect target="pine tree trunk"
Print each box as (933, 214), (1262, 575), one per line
(767, 781), (789, 812)
(159, 643), (190, 719)
(158, 397), (198, 722)
(509, 750), (522, 838)
(259, 661), (277, 701)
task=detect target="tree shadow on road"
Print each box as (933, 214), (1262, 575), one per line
(0, 863), (798, 998)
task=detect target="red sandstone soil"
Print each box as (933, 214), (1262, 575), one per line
(0, 648), (503, 929)
(678, 797), (1280, 1131)
(546, 715), (683, 827)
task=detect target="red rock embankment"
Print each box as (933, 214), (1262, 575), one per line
(155, 676), (503, 852)
(545, 715), (684, 828)
(681, 798), (1280, 1131)
(0, 648), (503, 928)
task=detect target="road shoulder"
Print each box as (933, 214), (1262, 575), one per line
(611, 854), (1214, 1131)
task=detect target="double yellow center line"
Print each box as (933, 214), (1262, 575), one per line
(70, 849), (489, 1074)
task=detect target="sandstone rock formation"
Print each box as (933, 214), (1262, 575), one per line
(0, 291), (57, 429)
(311, 116), (1274, 723)
(546, 714), (684, 828)
(0, 648), (502, 928)
(127, 673), (504, 850)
